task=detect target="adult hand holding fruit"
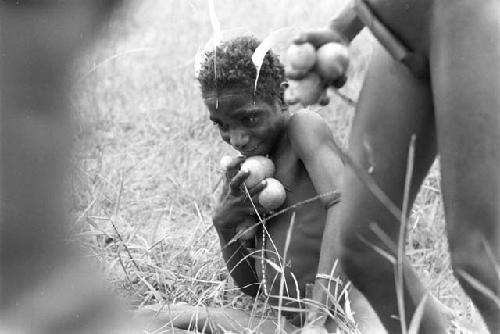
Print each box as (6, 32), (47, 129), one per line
(285, 27), (352, 106)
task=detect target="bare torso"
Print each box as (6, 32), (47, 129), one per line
(362, 0), (432, 54)
(254, 120), (330, 314)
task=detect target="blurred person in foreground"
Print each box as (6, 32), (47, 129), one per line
(0, 1), (163, 333)
(287, 0), (500, 333)
(137, 36), (384, 334)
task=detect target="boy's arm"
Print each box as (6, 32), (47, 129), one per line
(213, 163), (265, 297)
(287, 111), (345, 322)
(288, 111), (343, 209)
(216, 228), (261, 297)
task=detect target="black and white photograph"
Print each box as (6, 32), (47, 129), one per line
(0, 1), (498, 333)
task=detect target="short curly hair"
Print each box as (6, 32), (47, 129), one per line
(197, 36), (285, 104)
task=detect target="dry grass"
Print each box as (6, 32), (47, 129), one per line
(71, 1), (485, 332)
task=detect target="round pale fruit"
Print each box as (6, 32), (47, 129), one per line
(240, 156), (275, 189)
(258, 177), (286, 211)
(287, 72), (324, 106)
(315, 42), (350, 80)
(219, 155), (233, 170)
(236, 216), (258, 240)
(287, 42), (316, 72)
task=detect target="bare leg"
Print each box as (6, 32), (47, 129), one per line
(349, 288), (386, 334)
(430, 1), (500, 331)
(336, 44), (446, 333)
(136, 304), (298, 334)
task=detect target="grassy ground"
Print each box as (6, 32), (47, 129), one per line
(72, 1), (485, 332)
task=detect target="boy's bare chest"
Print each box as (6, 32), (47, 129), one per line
(269, 141), (326, 220)
(256, 145), (327, 295)
(265, 143), (327, 244)
(271, 145), (312, 199)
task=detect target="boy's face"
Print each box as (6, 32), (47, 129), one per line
(205, 89), (287, 157)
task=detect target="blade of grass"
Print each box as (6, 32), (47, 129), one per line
(396, 134), (416, 334)
(110, 173), (141, 273)
(358, 235), (396, 264)
(277, 212), (296, 333)
(78, 48), (155, 81)
(369, 222), (397, 253)
(458, 270), (500, 308)
(243, 184), (286, 298)
(481, 237), (500, 282)
(252, 27), (297, 100)
(328, 135), (402, 222)
(207, 0), (222, 108)
(262, 190), (340, 224)
(407, 293), (428, 334)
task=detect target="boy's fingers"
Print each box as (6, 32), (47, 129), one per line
(229, 170), (249, 194)
(225, 155), (246, 179)
(220, 180), (230, 197)
(247, 182), (268, 216)
(247, 180), (267, 197)
(246, 205), (265, 218)
(293, 29), (344, 48)
(228, 155), (245, 170)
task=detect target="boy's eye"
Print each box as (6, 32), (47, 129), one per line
(241, 115), (259, 127)
(212, 121), (228, 131)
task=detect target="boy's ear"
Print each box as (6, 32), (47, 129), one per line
(274, 98), (286, 113)
(279, 81), (288, 107)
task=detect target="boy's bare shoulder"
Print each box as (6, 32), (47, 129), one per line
(288, 109), (331, 131)
(287, 109), (335, 150)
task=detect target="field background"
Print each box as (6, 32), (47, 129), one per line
(72, 1), (484, 332)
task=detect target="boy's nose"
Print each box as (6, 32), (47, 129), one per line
(229, 129), (249, 149)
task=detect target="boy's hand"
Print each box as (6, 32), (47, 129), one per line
(223, 155), (246, 182)
(214, 159), (266, 238)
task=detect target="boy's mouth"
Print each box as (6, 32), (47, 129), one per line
(238, 144), (260, 157)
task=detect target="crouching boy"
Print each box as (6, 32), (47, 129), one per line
(141, 36), (382, 334)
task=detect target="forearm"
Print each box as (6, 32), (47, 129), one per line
(311, 206), (347, 317)
(317, 207), (343, 276)
(218, 231), (260, 296)
(329, 0), (364, 43)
